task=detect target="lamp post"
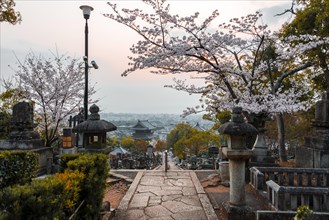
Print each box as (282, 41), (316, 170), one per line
(80, 5), (93, 121)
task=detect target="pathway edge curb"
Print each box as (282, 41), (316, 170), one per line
(190, 171), (218, 220)
(116, 170), (144, 215)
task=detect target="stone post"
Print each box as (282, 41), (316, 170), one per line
(165, 150), (168, 172)
(219, 107), (258, 220)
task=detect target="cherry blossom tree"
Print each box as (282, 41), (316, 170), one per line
(104, 0), (329, 161)
(0, 0), (21, 25)
(6, 50), (97, 147)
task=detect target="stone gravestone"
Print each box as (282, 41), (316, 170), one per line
(296, 92), (329, 168)
(2, 101), (43, 149)
(0, 101), (53, 175)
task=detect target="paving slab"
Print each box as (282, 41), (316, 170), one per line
(129, 194), (150, 208)
(113, 163), (217, 220)
(171, 210), (208, 220)
(145, 205), (173, 217)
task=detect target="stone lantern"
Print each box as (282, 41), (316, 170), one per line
(72, 104), (117, 153)
(218, 107), (258, 219)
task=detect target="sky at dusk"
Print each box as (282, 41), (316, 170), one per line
(1, 0), (292, 114)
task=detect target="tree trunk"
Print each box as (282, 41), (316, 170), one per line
(276, 113), (287, 162)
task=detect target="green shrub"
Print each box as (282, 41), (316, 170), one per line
(0, 153), (109, 219)
(60, 154), (80, 172)
(0, 171), (84, 219)
(0, 151), (38, 188)
(294, 205), (313, 220)
(63, 153), (109, 219)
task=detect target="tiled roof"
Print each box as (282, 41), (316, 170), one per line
(131, 120), (156, 131)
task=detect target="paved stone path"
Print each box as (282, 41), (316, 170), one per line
(114, 163), (217, 220)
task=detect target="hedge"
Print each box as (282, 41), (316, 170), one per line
(0, 153), (109, 220)
(0, 170), (83, 220)
(0, 151), (39, 188)
(62, 153), (109, 219)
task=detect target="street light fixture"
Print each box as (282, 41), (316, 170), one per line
(80, 5), (94, 121)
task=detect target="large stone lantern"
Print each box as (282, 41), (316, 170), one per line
(72, 104), (117, 153)
(218, 107), (258, 219)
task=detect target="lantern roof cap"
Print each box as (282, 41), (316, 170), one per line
(72, 104), (117, 133)
(218, 107), (258, 136)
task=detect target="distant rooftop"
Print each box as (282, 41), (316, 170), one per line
(193, 122), (205, 131)
(131, 120), (157, 131)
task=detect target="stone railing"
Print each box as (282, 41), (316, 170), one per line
(266, 180), (329, 211)
(250, 167), (329, 190)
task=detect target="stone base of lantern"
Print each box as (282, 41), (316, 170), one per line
(223, 202), (254, 220)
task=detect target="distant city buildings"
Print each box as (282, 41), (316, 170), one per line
(102, 113), (215, 141)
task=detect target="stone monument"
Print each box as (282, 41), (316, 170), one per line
(0, 101), (53, 175)
(248, 113), (275, 165)
(296, 91), (329, 168)
(147, 144), (154, 158)
(1, 101), (43, 149)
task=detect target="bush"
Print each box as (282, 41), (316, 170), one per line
(62, 153), (109, 219)
(0, 153), (109, 219)
(0, 171), (84, 219)
(294, 205), (313, 220)
(0, 151), (38, 188)
(59, 154), (80, 172)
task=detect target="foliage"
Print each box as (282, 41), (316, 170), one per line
(133, 138), (149, 153)
(166, 123), (198, 150)
(203, 110), (231, 130)
(155, 139), (167, 151)
(54, 170), (84, 209)
(7, 50), (97, 147)
(0, 112), (11, 139)
(120, 136), (149, 154)
(173, 136), (187, 160)
(106, 136), (120, 147)
(0, 88), (30, 138)
(266, 110), (314, 147)
(166, 123), (222, 158)
(59, 154), (80, 172)
(184, 131), (221, 155)
(0, 0), (21, 24)
(0, 151), (38, 189)
(281, 0), (329, 91)
(0, 170), (84, 220)
(0, 153), (108, 219)
(62, 153), (109, 219)
(0, 88), (29, 113)
(120, 136), (135, 151)
(294, 205), (313, 220)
